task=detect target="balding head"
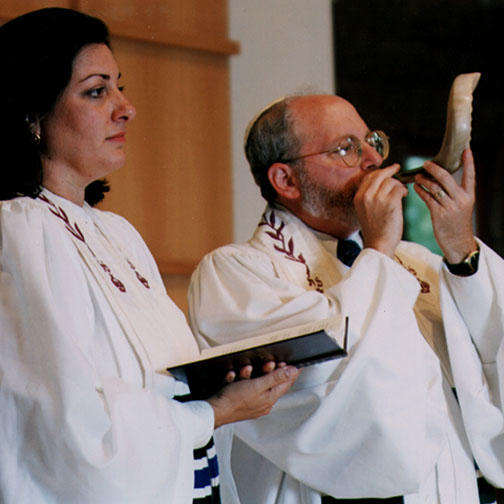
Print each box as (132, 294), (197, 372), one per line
(288, 95), (365, 151)
(245, 95), (366, 204)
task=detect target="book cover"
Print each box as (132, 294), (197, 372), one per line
(168, 316), (348, 399)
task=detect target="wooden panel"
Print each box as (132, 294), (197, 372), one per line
(78, 0), (239, 54)
(99, 36), (233, 273)
(0, 0), (73, 20)
(162, 274), (191, 317)
(1, 0), (235, 276)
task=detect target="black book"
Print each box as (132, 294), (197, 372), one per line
(168, 316), (349, 399)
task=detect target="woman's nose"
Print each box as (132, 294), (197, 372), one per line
(113, 91), (136, 121)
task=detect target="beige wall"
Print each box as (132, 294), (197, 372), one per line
(229, 0), (335, 242)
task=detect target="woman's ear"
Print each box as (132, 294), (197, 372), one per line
(267, 162), (300, 201)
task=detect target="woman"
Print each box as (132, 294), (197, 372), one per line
(0, 8), (299, 503)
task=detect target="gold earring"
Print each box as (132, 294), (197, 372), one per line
(25, 114), (40, 145)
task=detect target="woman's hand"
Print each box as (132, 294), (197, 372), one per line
(223, 360), (286, 382)
(207, 365), (300, 428)
(413, 148), (477, 263)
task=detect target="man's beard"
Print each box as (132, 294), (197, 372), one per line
(297, 168), (360, 229)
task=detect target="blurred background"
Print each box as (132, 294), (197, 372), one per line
(2, 0), (502, 312)
(334, 0), (504, 257)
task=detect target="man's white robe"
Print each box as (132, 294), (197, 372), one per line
(0, 190), (213, 503)
(188, 204), (504, 504)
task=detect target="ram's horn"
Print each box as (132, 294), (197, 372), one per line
(395, 72), (481, 184)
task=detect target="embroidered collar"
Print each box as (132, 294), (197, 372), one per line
(37, 189), (150, 293)
(253, 204), (430, 294)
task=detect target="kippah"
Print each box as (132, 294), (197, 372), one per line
(243, 96), (286, 151)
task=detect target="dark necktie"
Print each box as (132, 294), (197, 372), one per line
(337, 239), (361, 267)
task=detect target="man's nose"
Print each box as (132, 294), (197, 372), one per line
(361, 141), (383, 170)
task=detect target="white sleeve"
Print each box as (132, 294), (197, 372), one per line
(189, 245), (447, 498)
(442, 239), (504, 362)
(440, 239), (504, 486)
(0, 199), (213, 504)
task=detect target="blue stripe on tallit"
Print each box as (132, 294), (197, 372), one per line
(193, 437), (220, 502)
(174, 394), (221, 503)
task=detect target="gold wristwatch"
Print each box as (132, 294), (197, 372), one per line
(443, 247), (480, 276)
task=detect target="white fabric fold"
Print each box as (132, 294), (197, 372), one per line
(0, 191), (212, 503)
(189, 204), (504, 503)
(440, 239), (504, 487)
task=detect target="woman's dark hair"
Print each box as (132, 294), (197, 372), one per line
(0, 7), (111, 204)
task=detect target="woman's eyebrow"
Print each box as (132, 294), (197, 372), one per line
(78, 72), (121, 83)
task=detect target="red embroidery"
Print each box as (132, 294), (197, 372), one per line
(39, 194), (85, 242)
(259, 211), (324, 293)
(394, 255), (431, 293)
(127, 259), (150, 289)
(98, 261), (126, 292)
(38, 194), (127, 293)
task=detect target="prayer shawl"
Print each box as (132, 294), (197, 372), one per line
(189, 204), (504, 504)
(0, 189), (215, 503)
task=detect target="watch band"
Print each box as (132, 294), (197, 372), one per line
(443, 247), (480, 276)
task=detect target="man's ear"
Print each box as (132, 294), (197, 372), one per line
(267, 162), (300, 201)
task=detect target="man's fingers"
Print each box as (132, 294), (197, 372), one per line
(416, 148), (476, 207)
(360, 164), (401, 192)
(461, 148), (476, 194)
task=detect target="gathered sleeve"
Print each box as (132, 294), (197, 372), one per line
(440, 239), (504, 486)
(0, 198), (213, 503)
(189, 244), (447, 498)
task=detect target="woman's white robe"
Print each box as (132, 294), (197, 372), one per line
(0, 190), (213, 503)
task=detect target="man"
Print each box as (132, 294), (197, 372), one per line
(188, 95), (504, 503)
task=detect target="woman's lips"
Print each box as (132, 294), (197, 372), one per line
(106, 132), (126, 143)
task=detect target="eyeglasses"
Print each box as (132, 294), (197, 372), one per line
(282, 130), (389, 167)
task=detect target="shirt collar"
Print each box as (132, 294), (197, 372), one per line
(312, 229), (363, 256)
(269, 203), (363, 255)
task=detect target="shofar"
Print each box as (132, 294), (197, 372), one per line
(395, 72), (481, 183)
